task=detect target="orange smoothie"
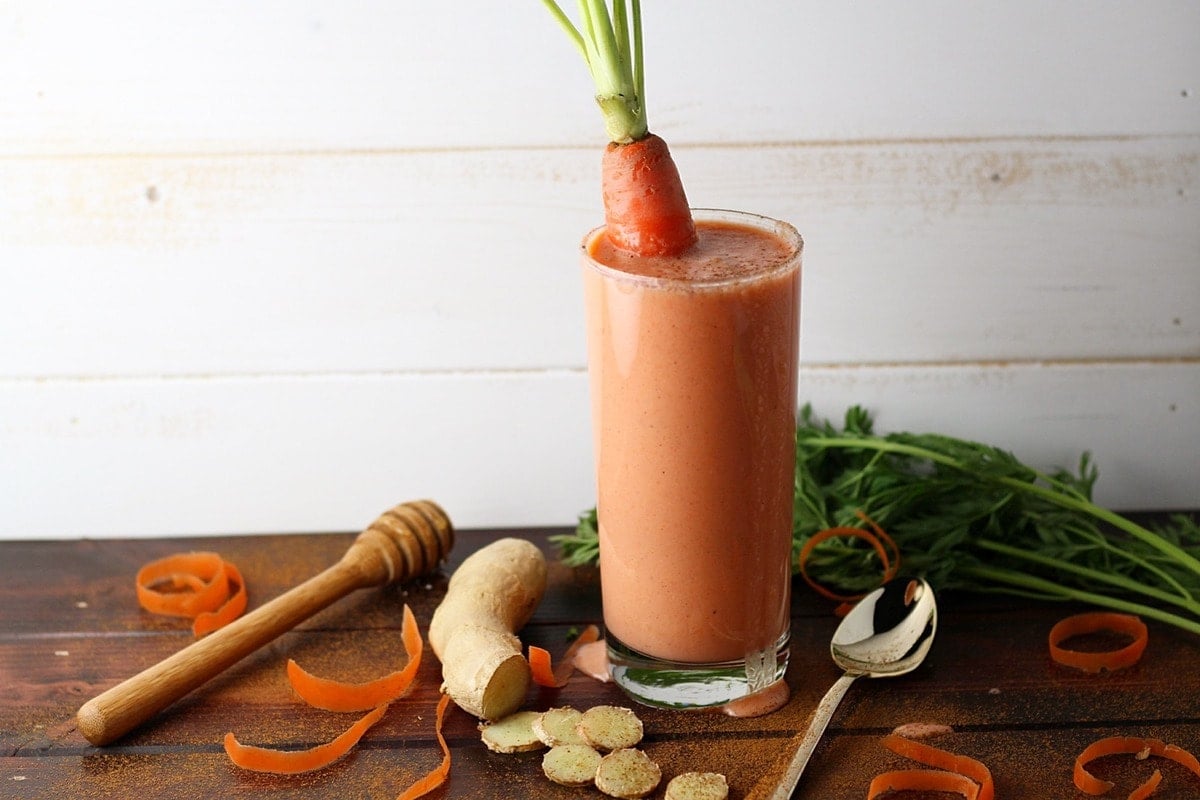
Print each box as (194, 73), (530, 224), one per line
(582, 209), (801, 670)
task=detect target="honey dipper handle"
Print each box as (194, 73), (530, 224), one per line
(77, 536), (392, 747)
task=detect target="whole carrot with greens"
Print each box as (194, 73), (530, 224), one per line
(541, 0), (697, 256)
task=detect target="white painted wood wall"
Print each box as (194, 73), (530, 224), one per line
(2, 1), (1197, 539)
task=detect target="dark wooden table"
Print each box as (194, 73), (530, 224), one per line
(2, 525), (1199, 799)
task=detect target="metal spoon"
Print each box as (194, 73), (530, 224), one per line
(766, 576), (938, 799)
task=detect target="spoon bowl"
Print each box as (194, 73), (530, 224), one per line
(831, 576), (937, 677)
(766, 577), (938, 799)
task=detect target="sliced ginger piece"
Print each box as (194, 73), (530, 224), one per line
(533, 706), (587, 747)
(665, 771), (730, 800)
(542, 743), (603, 787)
(479, 710), (545, 754)
(595, 748), (662, 799)
(577, 705), (644, 752)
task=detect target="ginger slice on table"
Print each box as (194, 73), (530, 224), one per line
(533, 706), (587, 747)
(665, 771), (730, 800)
(577, 705), (644, 752)
(542, 743), (604, 787)
(595, 748), (662, 799)
(479, 710), (545, 753)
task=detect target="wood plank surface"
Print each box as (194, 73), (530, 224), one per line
(3, 526), (1199, 798)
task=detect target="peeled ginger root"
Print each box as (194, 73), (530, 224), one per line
(428, 537), (547, 720)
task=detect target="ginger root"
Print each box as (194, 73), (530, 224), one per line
(428, 537), (547, 720)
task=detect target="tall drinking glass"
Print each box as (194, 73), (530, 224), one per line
(582, 208), (802, 710)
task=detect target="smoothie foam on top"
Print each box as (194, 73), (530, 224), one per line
(588, 220), (795, 284)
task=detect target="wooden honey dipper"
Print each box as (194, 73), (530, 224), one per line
(76, 499), (453, 747)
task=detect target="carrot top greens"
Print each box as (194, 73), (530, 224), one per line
(557, 406), (1200, 636)
(541, 0), (648, 144)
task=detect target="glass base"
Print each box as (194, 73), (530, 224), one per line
(606, 631), (790, 710)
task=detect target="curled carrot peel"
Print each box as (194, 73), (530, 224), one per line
(529, 624), (602, 688)
(136, 551), (246, 636)
(1049, 612), (1149, 673)
(223, 605), (444, 780)
(1128, 770), (1163, 800)
(396, 692), (453, 800)
(798, 514), (901, 604)
(867, 769), (980, 800)
(288, 604), (424, 712)
(136, 552), (227, 617)
(224, 702), (389, 775)
(1074, 736), (1200, 797)
(855, 510), (901, 576)
(192, 560), (246, 637)
(880, 733), (994, 800)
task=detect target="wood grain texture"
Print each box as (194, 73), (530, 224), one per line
(2, 528), (1198, 799)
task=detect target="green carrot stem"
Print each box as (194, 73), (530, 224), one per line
(811, 436), (1200, 579)
(541, 0), (647, 143)
(975, 539), (1200, 614)
(993, 473), (1200, 576)
(960, 564), (1200, 636)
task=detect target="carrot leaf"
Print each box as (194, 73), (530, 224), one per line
(557, 406), (1200, 637)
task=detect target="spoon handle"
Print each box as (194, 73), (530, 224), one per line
(767, 672), (858, 800)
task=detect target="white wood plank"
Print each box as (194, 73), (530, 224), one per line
(2, 1), (1196, 156)
(3, 137), (1196, 376)
(2, 0), (1197, 544)
(1, 362), (1195, 539)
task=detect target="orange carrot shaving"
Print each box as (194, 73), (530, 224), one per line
(287, 604), (424, 712)
(136, 551), (227, 617)
(855, 510), (901, 574)
(797, 514), (901, 604)
(867, 769), (980, 800)
(1049, 612), (1149, 673)
(1128, 770), (1162, 800)
(529, 624), (602, 688)
(191, 560), (246, 637)
(136, 551), (246, 636)
(879, 733), (994, 800)
(396, 692), (453, 800)
(224, 702), (389, 775)
(1074, 736), (1200, 797)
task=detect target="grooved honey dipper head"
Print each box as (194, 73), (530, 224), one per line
(358, 499), (455, 584)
